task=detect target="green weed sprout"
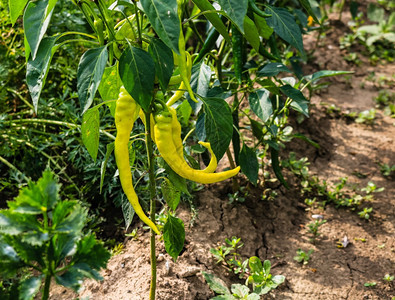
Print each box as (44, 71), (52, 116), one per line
(294, 249), (314, 265)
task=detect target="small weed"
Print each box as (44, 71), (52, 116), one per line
(307, 218), (327, 239)
(110, 243), (124, 256)
(383, 274), (394, 282)
(364, 282), (377, 287)
(379, 162), (395, 177)
(355, 109), (376, 124)
(361, 181), (385, 195)
(358, 207), (373, 220)
(294, 249), (314, 265)
(228, 187), (248, 204)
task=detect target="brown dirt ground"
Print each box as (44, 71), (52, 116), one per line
(50, 9), (395, 300)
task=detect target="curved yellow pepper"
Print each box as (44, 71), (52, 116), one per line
(114, 87), (160, 235)
(154, 113), (240, 184)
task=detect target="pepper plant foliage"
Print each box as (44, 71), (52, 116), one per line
(8, 0), (350, 268)
(0, 170), (110, 299)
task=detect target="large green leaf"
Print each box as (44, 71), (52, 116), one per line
(244, 16), (260, 52)
(188, 61), (211, 111)
(23, 0), (54, 60)
(248, 89), (272, 122)
(218, 0), (248, 32)
(203, 98), (233, 161)
(270, 145), (288, 188)
(239, 143), (258, 185)
(148, 38), (174, 92)
(265, 6), (304, 54)
(26, 36), (58, 113)
(77, 46), (108, 114)
(81, 107), (100, 162)
(119, 46), (155, 112)
(98, 64), (123, 116)
(19, 276), (43, 300)
(253, 13), (273, 40)
(161, 178), (181, 211)
(163, 215), (185, 262)
(202, 272), (230, 295)
(191, 0), (231, 43)
(280, 84), (309, 117)
(9, 0), (29, 25)
(140, 0), (180, 54)
(257, 62), (291, 77)
(309, 70), (354, 82)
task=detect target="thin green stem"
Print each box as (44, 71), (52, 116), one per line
(42, 274), (51, 300)
(133, 0), (143, 47)
(144, 110), (157, 300)
(0, 155), (28, 181)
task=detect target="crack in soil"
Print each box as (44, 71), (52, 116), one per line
(345, 262), (354, 300)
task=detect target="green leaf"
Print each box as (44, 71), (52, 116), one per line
(119, 46), (155, 112)
(248, 89), (272, 122)
(26, 36), (58, 113)
(272, 275), (285, 285)
(163, 161), (190, 195)
(19, 276), (43, 300)
(55, 268), (84, 292)
(203, 98), (233, 161)
(257, 62), (291, 77)
(249, 117), (264, 141)
(55, 203), (87, 234)
(309, 70), (354, 82)
(140, 0), (180, 54)
(161, 178), (181, 211)
(265, 6), (304, 54)
(191, 0), (231, 43)
(163, 215), (185, 262)
(239, 143), (258, 185)
(52, 201), (78, 228)
(177, 100), (192, 127)
(9, 0), (29, 25)
(98, 64), (123, 117)
(188, 61), (211, 110)
(74, 234), (111, 271)
(249, 256), (263, 273)
(298, 0), (319, 23)
(231, 284), (250, 297)
(270, 145), (289, 188)
(121, 194), (135, 230)
(202, 272), (230, 295)
(263, 259), (271, 273)
(77, 46), (108, 114)
(218, 0), (248, 32)
(100, 142), (115, 194)
(280, 84), (309, 117)
(81, 107), (100, 162)
(148, 38), (174, 92)
(253, 13), (273, 40)
(243, 16), (260, 52)
(23, 0), (54, 60)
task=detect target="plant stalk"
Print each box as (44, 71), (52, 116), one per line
(145, 110), (157, 300)
(42, 274), (51, 300)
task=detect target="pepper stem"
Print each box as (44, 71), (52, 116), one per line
(145, 109), (157, 300)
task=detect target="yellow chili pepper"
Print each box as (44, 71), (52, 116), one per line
(154, 112), (240, 184)
(167, 52), (193, 107)
(198, 141), (217, 173)
(115, 87), (160, 235)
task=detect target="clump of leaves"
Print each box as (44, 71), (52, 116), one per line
(294, 249), (314, 265)
(0, 170), (110, 300)
(307, 217), (327, 241)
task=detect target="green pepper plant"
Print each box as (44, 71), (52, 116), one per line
(6, 0), (348, 298)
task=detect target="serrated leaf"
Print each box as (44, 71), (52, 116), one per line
(77, 46), (108, 114)
(239, 143), (258, 185)
(161, 178), (181, 211)
(163, 215), (185, 262)
(148, 38), (174, 92)
(23, 0), (54, 60)
(140, 0), (180, 54)
(280, 84), (309, 117)
(74, 234), (110, 270)
(202, 272), (230, 295)
(26, 36), (58, 113)
(55, 268), (84, 292)
(19, 276), (43, 300)
(265, 6), (304, 54)
(257, 62), (292, 77)
(218, 0), (248, 32)
(52, 201), (78, 228)
(100, 142), (115, 194)
(81, 107), (100, 162)
(9, 0), (29, 25)
(203, 98), (233, 161)
(55, 204), (87, 234)
(98, 64), (123, 117)
(119, 46), (155, 112)
(248, 89), (272, 122)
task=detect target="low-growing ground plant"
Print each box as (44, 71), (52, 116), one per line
(0, 170), (110, 300)
(293, 249), (314, 265)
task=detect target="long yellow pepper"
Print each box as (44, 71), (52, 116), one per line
(154, 113), (240, 184)
(114, 87), (160, 235)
